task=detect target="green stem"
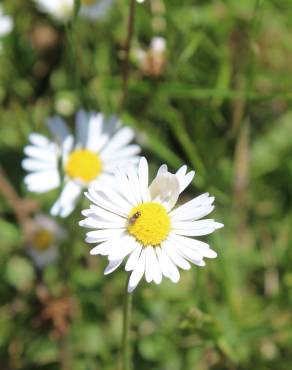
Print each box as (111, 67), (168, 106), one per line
(121, 275), (133, 370)
(120, 0), (136, 110)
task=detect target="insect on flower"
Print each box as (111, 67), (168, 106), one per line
(128, 211), (141, 225)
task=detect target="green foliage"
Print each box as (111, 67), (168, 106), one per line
(0, 0), (292, 369)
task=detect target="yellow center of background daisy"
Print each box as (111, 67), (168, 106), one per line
(65, 149), (102, 183)
(127, 202), (171, 246)
(32, 229), (54, 251)
(81, 0), (96, 5)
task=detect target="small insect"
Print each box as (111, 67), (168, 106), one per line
(128, 211), (141, 225)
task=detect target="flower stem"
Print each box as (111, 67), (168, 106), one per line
(121, 275), (133, 370)
(120, 0), (136, 109)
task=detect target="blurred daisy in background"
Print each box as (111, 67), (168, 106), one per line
(22, 110), (140, 217)
(80, 157), (223, 292)
(0, 5), (13, 51)
(27, 214), (65, 269)
(33, 0), (114, 23)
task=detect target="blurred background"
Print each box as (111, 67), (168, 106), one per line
(0, 0), (292, 369)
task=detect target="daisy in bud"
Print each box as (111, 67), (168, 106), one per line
(80, 157), (223, 292)
(33, 0), (114, 23)
(27, 214), (65, 269)
(135, 36), (167, 77)
(22, 110), (140, 217)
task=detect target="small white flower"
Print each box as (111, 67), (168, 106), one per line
(33, 0), (73, 22)
(0, 5), (13, 37)
(22, 110), (140, 217)
(27, 214), (65, 268)
(33, 0), (113, 22)
(80, 157), (224, 292)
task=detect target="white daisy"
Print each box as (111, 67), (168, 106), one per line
(33, 0), (113, 22)
(0, 5), (13, 37)
(27, 214), (65, 268)
(22, 110), (140, 217)
(80, 157), (224, 292)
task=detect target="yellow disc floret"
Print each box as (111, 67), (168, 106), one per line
(65, 149), (102, 183)
(32, 229), (54, 251)
(127, 202), (171, 246)
(81, 0), (96, 5)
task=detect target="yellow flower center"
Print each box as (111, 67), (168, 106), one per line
(32, 229), (54, 251)
(65, 149), (102, 183)
(81, 0), (96, 5)
(127, 202), (171, 246)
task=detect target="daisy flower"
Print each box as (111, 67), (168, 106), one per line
(80, 157), (223, 292)
(22, 110), (140, 217)
(33, 0), (113, 22)
(27, 214), (65, 269)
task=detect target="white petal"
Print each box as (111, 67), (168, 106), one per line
(81, 204), (126, 223)
(85, 188), (129, 217)
(171, 205), (215, 222)
(173, 220), (224, 236)
(62, 135), (74, 163)
(22, 158), (57, 172)
(113, 168), (137, 206)
(176, 165), (187, 177)
(168, 234), (217, 259)
(149, 172), (180, 211)
(89, 238), (121, 256)
(174, 243), (206, 266)
(125, 243), (142, 271)
(163, 240), (191, 270)
(170, 193), (213, 219)
(93, 186), (132, 214)
(177, 171), (195, 193)
(85, 228), (124, 243)
(138, 157), (150, 202)
(128, 248), (146, 293)
(124, 165), (142, 204)
(29, 133), (50, 147)
(79, 217), (126, 229)
(160, 248), (180, 283)
(157, 164), (168, 176)
(75, 109), (89, 147)
(47, 115), (69, 143)
(145, 246), (162, 284)
(104, 258), (124, 275)
(27, 245), (58, 269)
(101, 127), (135, 158)
(108, 236), (137, 261)
(172, 219), (219, 230)
(24, 170), (60, 193)
(87, 113), (108, 152)
(50, 181), (82, 217)
(24, 145), (57, 162)
(103, 145), (140, 163)
(103, 157), (140, 172)
(156, 247), (170, 278)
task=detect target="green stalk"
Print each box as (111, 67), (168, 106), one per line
(121, 275), (133, 370)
